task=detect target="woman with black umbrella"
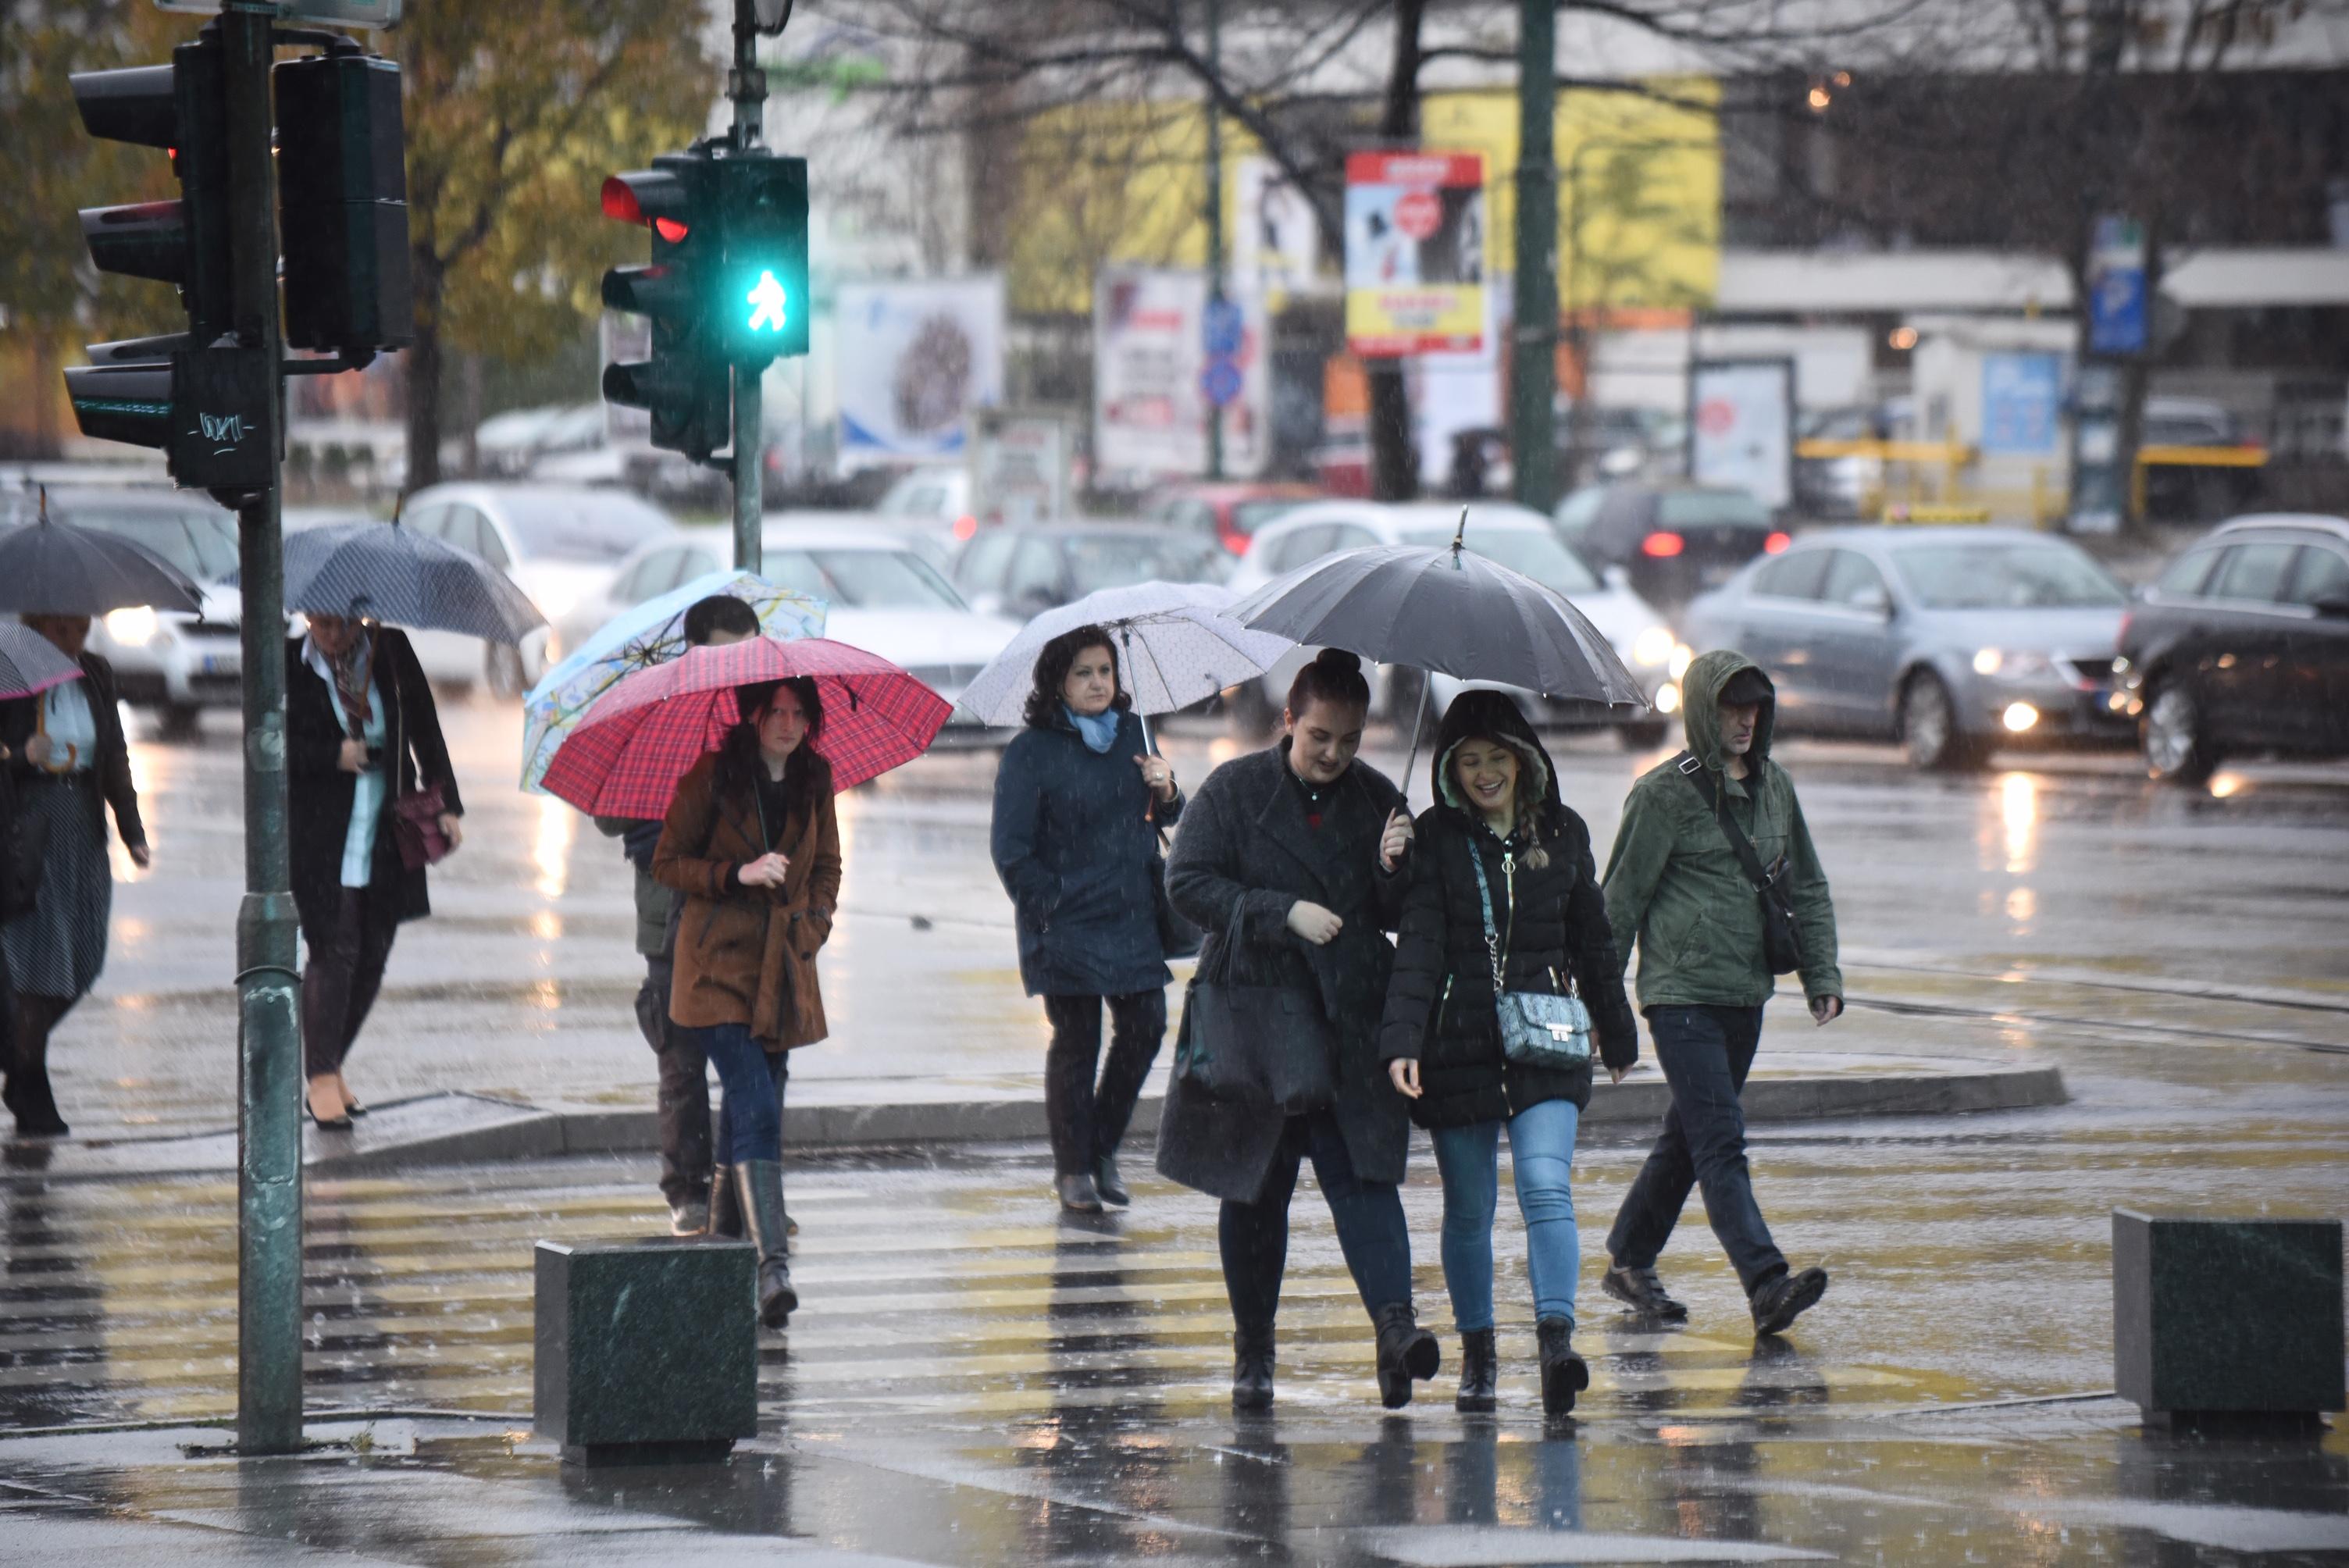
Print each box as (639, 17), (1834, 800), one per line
(1157, 649), (1441, 1410)
(288, 614), (463, 1128)
(0, 615), (148, 1136)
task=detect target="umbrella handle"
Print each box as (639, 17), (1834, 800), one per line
(1397, 667), (1435, 810)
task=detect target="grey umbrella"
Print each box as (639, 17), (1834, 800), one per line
(1232, 508), (1647, 787)
(0, 623), (87, 700)
(230, 518), (547, 644)
(0, 491), (204, 615)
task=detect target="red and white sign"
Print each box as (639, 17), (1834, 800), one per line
(1343, 151), (1486, 357)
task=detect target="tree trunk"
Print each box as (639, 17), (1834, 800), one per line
(1367, 0), (1427, 503)
(402, 255), (445, 499)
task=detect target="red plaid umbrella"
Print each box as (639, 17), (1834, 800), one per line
(539, 636), (952, 817)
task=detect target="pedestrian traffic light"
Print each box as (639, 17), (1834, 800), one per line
(275, 50), (413, 353)
(601, 151), (731, 462)
(714, 153), (809, 365)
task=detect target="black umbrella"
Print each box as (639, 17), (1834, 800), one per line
(0, 490), (204, 615)
(1232, 508), (1647, 788)
(232, 518), (547, 644)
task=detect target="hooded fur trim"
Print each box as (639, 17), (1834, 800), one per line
(1430, 690), (1563, 868)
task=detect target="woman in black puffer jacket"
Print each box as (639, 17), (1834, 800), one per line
(1378, 690), (1637, 1419)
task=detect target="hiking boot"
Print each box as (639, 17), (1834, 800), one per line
(1750, 1266), (1829, 1337)
(1454, 1327), (1497, 1413)
(1535, 1318), (1589, 1419)
(1601, 1263), (1689, 1322)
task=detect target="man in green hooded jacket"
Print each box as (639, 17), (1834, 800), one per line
(1598, 649), (1842, 1337)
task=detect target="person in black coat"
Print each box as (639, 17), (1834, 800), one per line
(1158, 648), (1441, 1411)
(991, 625), (1182, 1213)
(1379, 690), (1638, 1418)
(0, 620), (148, 1137)
(287, 617), (463, 1129)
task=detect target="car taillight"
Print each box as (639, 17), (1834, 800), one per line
(953, 514), (978, 541)
(1641, 531), (1685, 558)
(1763, 530), (1791, 554)
(1221, 530), (1249, 556)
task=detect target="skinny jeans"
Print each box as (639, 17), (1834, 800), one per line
(1429, 1096), (1582, 1331)
(1218, 1109), (1413, 1331)
(689, 1022), (788, 1166)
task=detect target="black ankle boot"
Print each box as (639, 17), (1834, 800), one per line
(1232, 1324), (1274, 1411)
(1535, 1318), (1588, 1418)
(7, 1063), (68, 1138)
(1372, 1303), (1440, 1409)
(706, 1163), (742, 1238)
(1455, 1327), (1498, 1413)
(734, 1160), (797, 1328)
(1093, 1151), (1130, 1208)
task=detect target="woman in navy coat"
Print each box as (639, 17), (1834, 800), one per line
(991, 625), (1182, 1213)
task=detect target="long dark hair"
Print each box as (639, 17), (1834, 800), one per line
(713, 676), (832, 829)
(1021, 625), (1130, 729)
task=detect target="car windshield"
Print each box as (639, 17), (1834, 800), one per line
(1659, 490), (1772, 529)
(1891, 542), (2127, 609)
(496, 494), (668, 561)
(761, 547), (967, 609)
(62, 507), (239, 583)
(1065, 534), (1223, 596)
(1232, 498), (1306, 533)
(1402, 527), (1599, 593)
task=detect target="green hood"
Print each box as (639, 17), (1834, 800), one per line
(1679, 648), (1777, 773)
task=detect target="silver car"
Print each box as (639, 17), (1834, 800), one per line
(1681, 526), (2136, 769)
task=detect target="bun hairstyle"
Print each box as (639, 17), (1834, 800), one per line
(1285, 647), (1369, 717)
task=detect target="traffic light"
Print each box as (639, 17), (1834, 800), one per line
(275, 51), (413, 352)
(601, 151), (730, 461)
(714, 153), (808, 365)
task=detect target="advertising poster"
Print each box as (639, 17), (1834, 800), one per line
(835, 276), (1005, 469)
(1980, 352), (2062, 457)
(971, 407), (1075, 526)
(1688, 358), (1793, 511)
(1093, 267), (1269, 479)
(1343, 151), (1485, 357)
(1232, 157), (1322, 297)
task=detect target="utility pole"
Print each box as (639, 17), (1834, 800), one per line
(1203, 0), (1225, 481)
(223, 2), (302, 1456)
(729, 0), (767, 573)
(1509, 0), (1559, 515)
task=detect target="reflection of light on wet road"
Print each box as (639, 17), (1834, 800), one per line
(2208, 772), (2247, 799)
(533, 795), (575, 899)
(529, 910), (561, 944)
(2006, 886), (2037, 928)
(530, 978), (560, 1013)
(1999, 772), (2038, 875)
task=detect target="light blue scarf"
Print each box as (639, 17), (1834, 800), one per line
(1064, 704), (1120, 755)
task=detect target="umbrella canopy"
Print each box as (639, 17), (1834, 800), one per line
(540, 636), (953, 818)
(1231, 527), (1645, 711)
(0, 497), (203, 615)
(520, 568), (826, 794)
(247, 519), (547, 643)
(956, 580), (1292, 728)
(0, 623), (87, 701)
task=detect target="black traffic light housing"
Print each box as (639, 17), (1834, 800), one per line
(276, 51), (412, 353)
(601, 151), (731, 462)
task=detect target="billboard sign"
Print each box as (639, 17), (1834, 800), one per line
(1980, 352), (2062, 456)
(1343, 151), (1485, 357)
(1688, 358), (1793, 511)
(835, 276), (1005, 470)
(1093, 267), (1268, 478)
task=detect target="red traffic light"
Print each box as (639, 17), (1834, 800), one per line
(603, 169), (692, 242)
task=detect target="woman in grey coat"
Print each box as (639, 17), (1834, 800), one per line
(1158, 649), (1440, 1410)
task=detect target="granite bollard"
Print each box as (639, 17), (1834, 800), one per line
(2112, 1209), (2345, 1430)
(535, 1238), (759, 1466)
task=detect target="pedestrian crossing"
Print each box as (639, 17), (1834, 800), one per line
(0, 1137), (2010, 1435)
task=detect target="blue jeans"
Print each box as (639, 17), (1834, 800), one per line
(1219, 1110), (1413, 1331)
(1429, 1097), (1582, 1331)
(691, 1024), (786, 1165)
(1605, 1003), (1786, 1295)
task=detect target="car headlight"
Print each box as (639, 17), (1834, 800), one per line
(527, 580), (579, 622)
(1971, 648), (2052, 680)
(104, 606), (161, 647)
(1668, 643), (1694, 681)
(1631, 625), (1676, 667)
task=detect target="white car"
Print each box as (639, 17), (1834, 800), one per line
(1226, 501), (1684, 745)
(396, 483), (675, 697)
(568, 522), (1021, 732)
(876, 465), (971, 525)
(2, 486), (247, 738)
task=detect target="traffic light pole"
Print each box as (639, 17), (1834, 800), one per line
(729, 0), (766, 576)
(1509, 0), (1559, 515)
(1203, 0), (1224, 483)
(223, 3), (305, 1456)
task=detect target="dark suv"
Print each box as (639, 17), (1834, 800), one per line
(2114, 514), (2349, 783)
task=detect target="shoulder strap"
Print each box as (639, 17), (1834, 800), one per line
(1463, 832), (1507, 992)
(1674, 750), (1774, 893)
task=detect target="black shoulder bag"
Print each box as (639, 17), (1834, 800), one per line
(1171, 901), (1335, 1114)
(1674, 752), (1804, 975)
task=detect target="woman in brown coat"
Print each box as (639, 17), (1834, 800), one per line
(654, 675), (841, 1327)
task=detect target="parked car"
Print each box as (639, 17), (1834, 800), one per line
(0, 486), (244, 736)
(2139, 396), (2266, 522)
(1681, 526), (2134, 770)
(875, 466), (974, 529)
(397, 483), (675, 697)
(1227, 501), (1684, 745)
(1553, 482), (1789, 612)
(572, 522), (1021, 733)
(2113, 514), (2349, 783)
(954, 523), (1230, 619)
(1142, 481), (1321, 555)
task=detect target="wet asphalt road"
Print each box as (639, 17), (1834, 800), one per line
(2, 697), (2346, 1563)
